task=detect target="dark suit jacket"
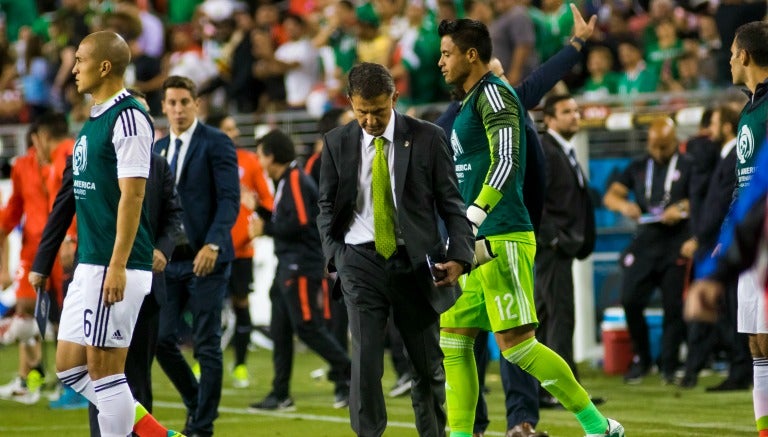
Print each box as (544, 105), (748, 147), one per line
(538, 132), (596, 260)
(695, 146), (737, 253)
(31, 154), (185, 304)
(154, 122), (240, 263)
(317, 112), (474, 313)
(686, 134), (720, 230)
(434, 45), (583, 233)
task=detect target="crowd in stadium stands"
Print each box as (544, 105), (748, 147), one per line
(0, 0), (761, 125)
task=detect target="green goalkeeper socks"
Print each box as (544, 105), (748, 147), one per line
(502, 337), (608, 435)
(440, 332), (477, 437)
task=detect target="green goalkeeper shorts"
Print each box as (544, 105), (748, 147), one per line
(441, 231), (538, 332)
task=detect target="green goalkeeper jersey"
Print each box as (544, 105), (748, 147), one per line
(450, 72), (532, 236)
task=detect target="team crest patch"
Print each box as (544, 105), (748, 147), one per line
(73, 135), (88, 176)
(737, 125), (754, 165)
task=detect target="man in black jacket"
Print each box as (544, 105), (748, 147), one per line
(535, 94), (596, 382)
(247, 129), (351, 411)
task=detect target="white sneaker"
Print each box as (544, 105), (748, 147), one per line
(0, 315), (37, 344)
(586, 418), (624, 437)
(9, 387), (40, 404)
(0, 377), (41, 405)
(0, 377), (23, 398)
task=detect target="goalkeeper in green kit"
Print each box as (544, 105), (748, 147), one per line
(436, 16), (624, 437)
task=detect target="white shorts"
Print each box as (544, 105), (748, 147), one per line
(738, 261), (768, 334)
(58, 264), (152, 348)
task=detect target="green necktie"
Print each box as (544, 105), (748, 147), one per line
(372, 137), (397, 259)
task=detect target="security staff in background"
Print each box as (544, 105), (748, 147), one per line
(603, 117), (693, 384)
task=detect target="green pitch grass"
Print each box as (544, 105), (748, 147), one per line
(0, 342), (756, 436)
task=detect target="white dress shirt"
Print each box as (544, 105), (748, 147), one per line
(167, 118), (199, 184)
(547, 128), (585, 187)
(345, 110), (398, 245)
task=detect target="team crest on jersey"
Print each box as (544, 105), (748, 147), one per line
(737, 124), (754, 165)
(73, 135), (88, 176)
(450, 130), (463, 158)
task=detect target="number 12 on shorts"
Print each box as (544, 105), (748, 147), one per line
(494, 293), (518, 321)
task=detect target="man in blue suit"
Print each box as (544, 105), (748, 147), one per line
(154, 75), (240, 437)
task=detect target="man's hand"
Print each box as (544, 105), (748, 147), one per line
(433, 260), (464, 287)
(193, 245), (219, 277)
(240, 185), (257, 211)
(684, 279), (724, 323)
(59, 239), (76, 271)
(103, 265), (127, 306)
(571, 3), (597, 42)
(473, 238), (497, 267)
(680, 237), (698, 259)
(620, 202), (642, 221)
(152, 249), (168, 274)
(28, 272), (47, 290)
(660, 204), (685, 225)
(249, 215), (265, 239)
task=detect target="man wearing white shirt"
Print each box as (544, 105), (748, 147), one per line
(274, 13), (319, 109)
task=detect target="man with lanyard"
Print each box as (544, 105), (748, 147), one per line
(603, 117), (693, 384)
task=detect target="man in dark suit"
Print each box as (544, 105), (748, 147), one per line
(679, 103), (751, 390)
(317, 62), (474, 437)
(153, 75), (240, 437)
(535, 94), (596, 382)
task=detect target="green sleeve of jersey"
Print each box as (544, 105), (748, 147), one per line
(475, 81), (523, 211)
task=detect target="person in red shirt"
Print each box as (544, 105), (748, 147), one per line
(207, 112), (274, 388)
(0, 113), (71, 404)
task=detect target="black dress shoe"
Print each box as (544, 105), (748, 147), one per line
(623, 361), (651, 384)
(706, 379), (751, 392)
(677, 374), (697, 388)
(506, 422), (549, 437)
(538, 394), (563, 409)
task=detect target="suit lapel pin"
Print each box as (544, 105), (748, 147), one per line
(404, 141), (410, 148)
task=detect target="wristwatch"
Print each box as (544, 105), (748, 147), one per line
(206, 243), (220, 252)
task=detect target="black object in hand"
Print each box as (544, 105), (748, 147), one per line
(426, 254), (447, 282)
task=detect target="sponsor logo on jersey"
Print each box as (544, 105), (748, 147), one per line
(737, 124), (754, 165)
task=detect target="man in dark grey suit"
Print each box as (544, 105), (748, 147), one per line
(317, 62), (474, 437)
(534, 94), (595, 382)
